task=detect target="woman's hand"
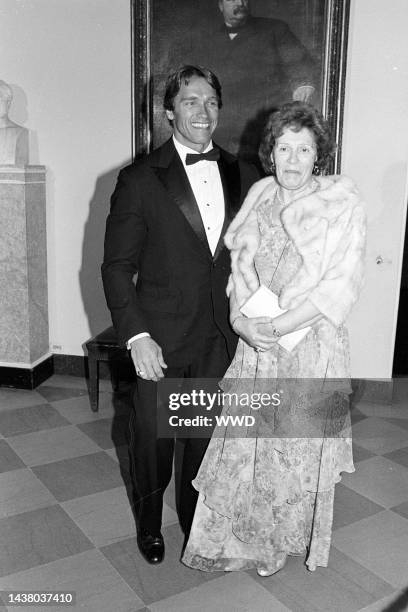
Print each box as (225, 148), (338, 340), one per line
(233, 316), (279, 351)
(270, 299), (323, 335)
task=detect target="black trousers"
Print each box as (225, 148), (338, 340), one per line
(128, 329), (233, 536)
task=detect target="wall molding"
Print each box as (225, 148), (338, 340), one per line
(0, 356), (54, 390)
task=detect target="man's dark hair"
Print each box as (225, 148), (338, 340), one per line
(163, 65), (223, 112)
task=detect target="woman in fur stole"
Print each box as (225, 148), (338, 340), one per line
(183, 102), (366, 576)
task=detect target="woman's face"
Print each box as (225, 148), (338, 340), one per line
(272, 127), (317, 191)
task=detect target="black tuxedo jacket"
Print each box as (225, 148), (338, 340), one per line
(102, 138), (258, 365)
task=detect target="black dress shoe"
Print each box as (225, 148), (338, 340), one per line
(137, 530), (165, 564)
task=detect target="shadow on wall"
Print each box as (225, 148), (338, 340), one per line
(383, 586), (408, 612)
(79, 160), (132, 340)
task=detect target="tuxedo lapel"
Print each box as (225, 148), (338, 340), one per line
(213, 150), (242, 260)
(153, 141), (212, 259)
(151, 140), (243, 262)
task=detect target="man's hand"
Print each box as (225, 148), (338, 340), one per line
(130, 336), (167, 382)
(233, 316), (279, 352)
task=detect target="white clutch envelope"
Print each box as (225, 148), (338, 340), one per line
(239, 285), (310, 352)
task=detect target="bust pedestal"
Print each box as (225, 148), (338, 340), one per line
(0, 166), (52, 388)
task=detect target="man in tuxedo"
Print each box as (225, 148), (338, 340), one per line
(102, 65), (258, 564)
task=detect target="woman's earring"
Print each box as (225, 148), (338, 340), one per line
(312, 162), (320, 175)
(270, 159), (276, 175)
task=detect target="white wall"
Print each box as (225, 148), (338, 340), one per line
(0, 0), (132, 356)
(343, 0), (408, 378)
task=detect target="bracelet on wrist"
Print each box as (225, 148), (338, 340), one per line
(271, 326), (281, 338)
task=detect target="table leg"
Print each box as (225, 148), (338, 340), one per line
(88, 353), (99, 412)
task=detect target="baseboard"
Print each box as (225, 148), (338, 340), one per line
(0, 354), (116, 390)
(351, 378), (394, 405)
(0, 356), (54, 390)
(53, 354), (135, 381)
(53, 354), (89, 378)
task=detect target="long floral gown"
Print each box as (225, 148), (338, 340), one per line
(182, 193), (355, 574)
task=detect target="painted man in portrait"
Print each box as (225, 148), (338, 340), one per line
(184, 0), (318, 162)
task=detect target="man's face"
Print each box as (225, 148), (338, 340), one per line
(218, 0), (250, 27)
(166, 76), (219, 152)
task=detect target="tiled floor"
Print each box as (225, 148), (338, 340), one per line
(0, 375), (407, 611)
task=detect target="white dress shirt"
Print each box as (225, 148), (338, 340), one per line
(127, 136), (225, 348)
(172, 136), (224, 254)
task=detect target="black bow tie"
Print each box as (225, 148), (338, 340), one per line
(226, 26), (241, 35)
(185, 148), (220, 165)
(225, 21), (247, 35)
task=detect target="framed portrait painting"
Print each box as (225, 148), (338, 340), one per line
(132, 0), (350, 172)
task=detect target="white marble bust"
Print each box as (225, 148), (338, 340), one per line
(0, 80), (29, 166)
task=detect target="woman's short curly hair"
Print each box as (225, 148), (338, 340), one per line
(258, 101), (336, 175)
